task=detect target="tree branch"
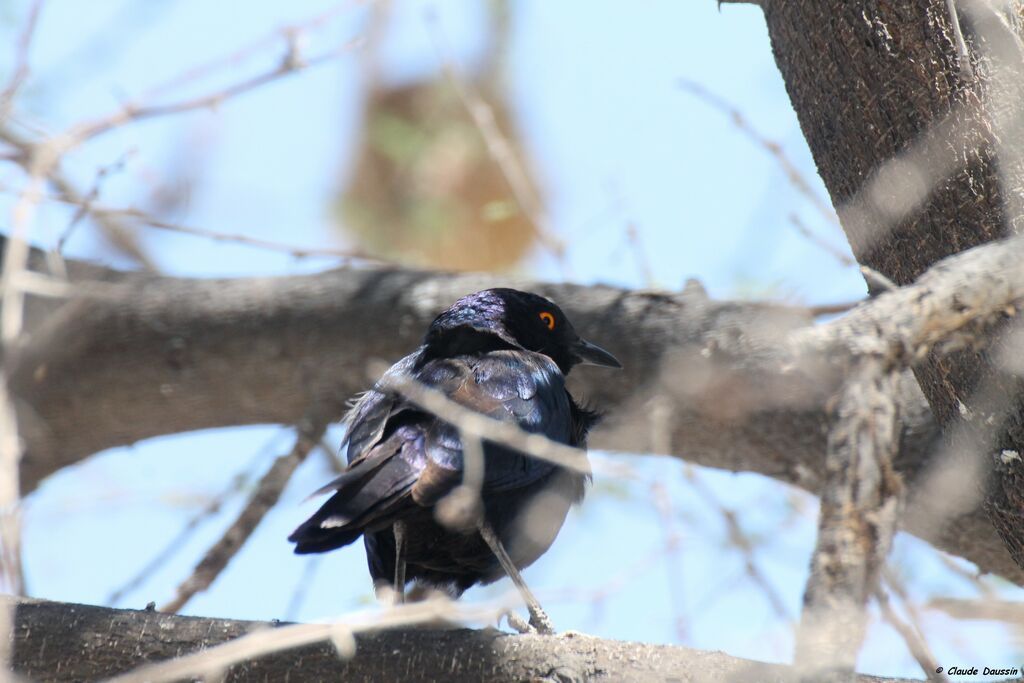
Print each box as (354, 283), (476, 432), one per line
(11, 231), (1024, 585)
(796, 360), (903, 678)
(161, 417), (328, 613)
(6, 596), (930, 683)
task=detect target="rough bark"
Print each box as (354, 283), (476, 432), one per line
(796, 361), (903, 679)
(764, 0), (1024, 571)
(5, 596), (926, 682)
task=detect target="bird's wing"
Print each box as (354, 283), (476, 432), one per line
(410, 350), (574, 506)
(340, 350), (421, 468)
(289, 350), (575, 553)
(289, 352), (429, 553)
(288, 419), (428, 553)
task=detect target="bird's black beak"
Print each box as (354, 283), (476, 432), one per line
(573, 338), (622, 368)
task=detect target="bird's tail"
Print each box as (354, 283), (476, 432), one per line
(288, 436), (419, 554)
(288, 504), (365, 554)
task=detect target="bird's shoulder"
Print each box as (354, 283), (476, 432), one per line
(420, 349), (568, 424)
(412, 350), (576, 502)
(339, 348), (576, 468)
(340, 351), (422, 467)
(330, 348), (585, 505)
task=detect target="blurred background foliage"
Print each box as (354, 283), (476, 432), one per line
(338, 1), (544, 270)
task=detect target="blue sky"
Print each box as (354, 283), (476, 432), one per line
(2, 1), (1020, 679)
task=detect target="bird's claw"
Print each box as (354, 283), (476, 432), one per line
(502, 609), (555, 635)
(528, 611), (555, 635)
(503, 610), (537, 634)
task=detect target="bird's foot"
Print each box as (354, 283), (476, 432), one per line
(528, 608), (555, 635)
(502, 608), (555, 635)
(503, 610), (538, 634)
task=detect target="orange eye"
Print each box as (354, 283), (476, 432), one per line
(539, 311), (555, 330)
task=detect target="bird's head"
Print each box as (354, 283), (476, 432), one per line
(422, 288), (621, 375)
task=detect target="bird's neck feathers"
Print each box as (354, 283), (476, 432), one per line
(418, 323), (520, 366)
(568, 394), (601, 447)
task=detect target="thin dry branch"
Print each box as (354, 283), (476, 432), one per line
(0, 120), (62, 674)
(0, 125), (157, 270)
(68, 37), (362, 146)
(380, 373), (593, 477)
(0, 22), (362, 273)
(97, 207), (379, 263)
(0, 181), (380, 264)
(0, 0), (45, 122)
(875, 585), (946, 683)
(945, 0), (974, 78)
(138, 1), (357, 102)
(428, 18), (567, 265)
(684, 469), (791, 621)
(927, 597), (1024, 624)
(161, 418), (328, 613)
(789, 212), (855, 268)
(107, 440), (278, 606)
(678, 79), (839, 228)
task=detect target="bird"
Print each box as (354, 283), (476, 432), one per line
(288, 288), (620, 632)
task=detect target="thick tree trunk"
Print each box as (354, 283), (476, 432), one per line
(765, 0), (1024, 570)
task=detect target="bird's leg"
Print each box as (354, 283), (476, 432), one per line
(393, 521), (407, 604)
(477, 521), (555, 635)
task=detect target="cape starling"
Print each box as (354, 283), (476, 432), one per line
(289, 288), (620, 632)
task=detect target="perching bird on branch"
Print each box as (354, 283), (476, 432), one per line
(288, 288), (620, 633)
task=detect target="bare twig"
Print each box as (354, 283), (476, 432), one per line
(874, 584), (946, 683)
(927, 597), (1024, 624)
(138, 1), (357, 102)
(427, 15), (567, 267)
(107, 435), (284, 606)
(0, 379), (23, 673)
(0, 30), (362, 278)
(808, 300), (863, 317)
(860, 265), (898, 294)
(625, 223), (657, 288)
(789, 213), (855, 267)
(434, 430), (485, 530)
(650, 481), (688, 640)
(379, 374), (592, 477)
(96, 207), (379, 263)
(6, 269), (124, 300)
(945, 0), (974, 79)
(284, 557), (323, 621)
(0, 105), (63, 680)
(56, 150), (135, 254)
(936, 554), (994, 597)
(0, 0), (45, 122)
(161, 418), (328, 613)
(0, 125), (157, 270)
(0, 179), (381, 264)
(69, 38), (362, 146)
(678, 79), (839, 228)
(881, 567), (937, 648)
(684, 470), (791, 622)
